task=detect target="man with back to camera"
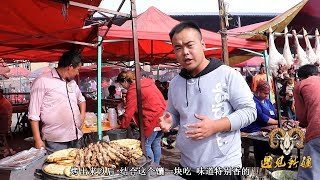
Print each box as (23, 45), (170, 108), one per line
(294, 64), (320, 179)
(159, 21), (257, 180)
(28, 51), (86, 154)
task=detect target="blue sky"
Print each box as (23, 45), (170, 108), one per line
(99, 0), (302, 15)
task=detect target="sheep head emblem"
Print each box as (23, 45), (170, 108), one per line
(269, 128), (304, 155)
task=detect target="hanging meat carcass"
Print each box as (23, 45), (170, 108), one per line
(303, 28), (318, 64)
(292, 29), (309, 67)
(268, 27), (287, 76)
(315, 29), (320, 64)
(283, 27), (294, 68)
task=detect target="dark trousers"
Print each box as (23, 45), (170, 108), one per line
(179, 164), (241, 180)
(45, 138), (82, 154)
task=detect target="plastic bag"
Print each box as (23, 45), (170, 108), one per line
(0, 147), (46, 170)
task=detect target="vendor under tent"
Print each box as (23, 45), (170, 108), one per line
(228, 0), (319, 129)
(82, 6), (266, 64)
(0, 0), (148, 150)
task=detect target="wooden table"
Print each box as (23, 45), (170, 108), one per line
(81, 121), (120, 146)
(81, 121), (119, 134)
(241, 130), (303, 167)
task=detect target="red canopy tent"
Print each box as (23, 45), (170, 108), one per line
(82, 6), (266, 64)
(233, 56), (264, 68)
(79, 65), (122, 78)
(0, 0), (102, 62)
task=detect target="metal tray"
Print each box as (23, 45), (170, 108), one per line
(35, 156), (150, 180)
(0, 147), (46, 170)
(35, 168), (125, 180)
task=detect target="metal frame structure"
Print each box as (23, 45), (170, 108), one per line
(69, 0), (146, 153)
(1, 0), (146, 154)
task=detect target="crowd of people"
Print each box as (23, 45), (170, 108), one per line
(247, 64), (298, 120)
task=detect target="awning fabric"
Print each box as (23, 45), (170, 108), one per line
(0, 58), (10, 74)
(0, 0), (101, 62)
(79, 65), (122, 77)
(227, 0), (318, 66)
(7, 67), (31, 77)
(228, 0), (310, 40)
(82, 6), (266, 64)
(287, 0), (320, 32)
(233, 56), (264, 68)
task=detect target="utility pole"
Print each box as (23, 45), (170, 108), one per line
(218, 0), (229, 65)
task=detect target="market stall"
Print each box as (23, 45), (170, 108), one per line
(1, 140), (149, 179)
(0, 1), (149, 179)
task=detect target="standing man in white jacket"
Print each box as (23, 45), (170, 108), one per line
(160, 21), (257, 180)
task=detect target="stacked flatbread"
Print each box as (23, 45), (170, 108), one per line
(43, 148), (78, 176)
(43, 139), (144, 178)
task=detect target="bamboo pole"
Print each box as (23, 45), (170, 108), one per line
(218, 0), (229, 65)
(130, 0), (146, 155)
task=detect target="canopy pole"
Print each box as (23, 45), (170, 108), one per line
(263, 50), (280, 126)
(97, 35), (103, 140)
(157, 65), (160, 80)
(239, 48), (263, 57)
(274, 77), (282, 128)
(69, 1), (130, 18)
(263, 50), (272, 101)
(273, 32), (317, 39)
(130, 0), (146, 155)
(218, 0), (229, 65)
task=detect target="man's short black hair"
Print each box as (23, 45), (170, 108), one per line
(169, 21), (202, 41)
(297, 64), (319, 79)
(0, 89), (3, 94)
(58, 50), (83, 68)
(108, 85), (116, 94)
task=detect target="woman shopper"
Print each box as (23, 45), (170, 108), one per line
(116, 71), (166, 165)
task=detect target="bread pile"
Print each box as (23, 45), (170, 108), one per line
(43, 139), (144, 178)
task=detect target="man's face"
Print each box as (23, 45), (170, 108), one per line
(171, 28), (206, 75)
(66, 63), (81, 81)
